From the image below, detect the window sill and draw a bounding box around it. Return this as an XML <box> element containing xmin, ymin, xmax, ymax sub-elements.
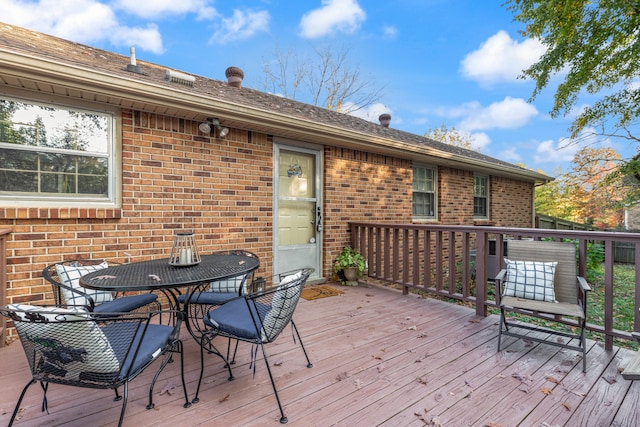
<box><xmin>0</xmin><ymin>207</ymin><xmax>122</xmax><ymax>220</ymax></box>
<box><xmin>473</xmin><ymin>219</ymin><xmax>495</xmax><ymax>226</ymax></box>
<box><xmin>413</xmin><ymin>218</ymin><xmax>439</xmax><ymax>224</ymax></box>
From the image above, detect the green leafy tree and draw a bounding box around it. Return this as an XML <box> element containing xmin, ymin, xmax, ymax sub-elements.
<box><xmin>535</xmin><ymin>176</ymin><xmax>577</xmax><ymax>219</ymax></box>
<box><xmin>506</xmin><ymin>1</ymin><xmax>640</xmax><ymax>136</ymax></box>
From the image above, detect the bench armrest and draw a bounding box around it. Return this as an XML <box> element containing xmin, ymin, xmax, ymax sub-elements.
<box><xmin>577</xmin><ymin>276</ymin><xmax>591</xmax><ymax>292</ymax></box>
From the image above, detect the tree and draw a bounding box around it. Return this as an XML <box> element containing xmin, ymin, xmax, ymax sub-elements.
<box><xmin>536</xmin><ymin>147</ymin><xmax>626</xmax><ymax>228</ymax></box>
<box><xmin>506</xmin><ymin>1</ymin><xmax>640</xmax><ymax>137</ymax></box>
<box><xmin>534</xmin><ymin>176</ymin><xmax>578</xmax><ymax>220</ymax></box>
<box><xmin>565</xmin><ymin>147</ymin><xmax>626</xmax><ymax>228</ymax></box>
<box><xmin>261</xmin><ymin>45</ymin><xmax>384</xmax><ymax>113</ymax></box>
<box><xmin>424</xmin><ymin>123</ymin><xmax>475</xmax><ymax>150</ymax></box>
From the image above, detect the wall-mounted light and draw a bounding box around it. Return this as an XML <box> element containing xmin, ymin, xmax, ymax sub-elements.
<box><xmin>199</xmin><ymin>118</ymin><xmax>229</xmax><ymax>138</ymax></box>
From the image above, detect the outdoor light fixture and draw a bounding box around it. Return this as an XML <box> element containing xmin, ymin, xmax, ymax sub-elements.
<box><xmin>199</xmin><ymin>118</ymin><xmax>229</xmax><ymax>138</ymax></box>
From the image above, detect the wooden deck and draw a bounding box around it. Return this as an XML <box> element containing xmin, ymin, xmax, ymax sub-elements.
<box><xmin>1</xmin><ymin>283</ymin><xmax>639</xmax><ymax>427</ymax></box>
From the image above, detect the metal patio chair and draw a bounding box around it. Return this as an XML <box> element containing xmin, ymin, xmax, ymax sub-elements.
<box><xmin>43</xmin><ymin>260</ymin><xmax>158</xmax><ymax>314</ymax></box>
<box><xmin>178</xmin><ymin>250</ymin><xmax>259</xmax><ymax>360</ymax></box>
<box><xmin>193</xmin><ymin>267</ymin><xmax>314</xmax><ymax>424</ymax></box>
<box><xmin>496</xmin><ymin>240</ymin><xmax>591</xmax><ymax>372</ymax></box>
<box><xmin>1</xmin><ymin>304</ymin><xmax>190</xmax><ymax>427</ymax></box>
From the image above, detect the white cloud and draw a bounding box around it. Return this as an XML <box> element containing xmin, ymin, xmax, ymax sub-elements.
<box><xmin>455</xmin><ymin>97</ymin><xmax>538</xmax><ymax>131</ymax></box>
<box><xmin>299</xmin><ymin>0</ymin><xmax>366</xmax><ymax>39</ymax></box>
<box><xmin>383</xmin><ymin>25</ymin><xmax>397</xmax><ymax>39</ymax></box>
<box><xmin>460</xmin><ymin>30</ymin><xmax>545</xmax><ymax>85</ymax></box>
<box><xmin>210</xmin><ymin>9</ymin><xmax>270</xmax><ymax>44</ymax></box>
<box><xmin>3</xmin><ymin>0</ymin><xmax>164</xmax><ymax>53</ymax></box>
<box><xmin>114</xmin><ymin>0</ymin><xmax>217</xmax><ymax>20</ymax></box>
<box><xmin>534</xmin><ymin>139</ymin><xmax>579</xmax><ymax>163</ymax></box>
<box><xmin>110</xmin><ymin>24</ymin><xmax>164</xmax><ymax>54</ymax></box>
<box><xmin>498</xmin><ymin>147</ymin><xmax>521</xmax><ymax>162</ymax></box>
<box><xmin>346</xmin><ymin>102</ymin><xmax>392</xmax><ymax>123</ymax></box>
<box><xmin>468</xmin><ymin>132</ymin><xmax>491</xmax><ymax>151</ymax></box>
<box><xmin>533</xmin><ymin>128</ymin><xmax>601</xmax><ymax>163</ymax></box>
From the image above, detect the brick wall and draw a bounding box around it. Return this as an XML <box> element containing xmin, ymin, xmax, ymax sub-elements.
<box><xmin>0</xmin><ymin>109</ymin><xmax>537</xmax><ymax>322</ymax></box>
<box><xmin>0</xmin><ymin>110</ymin><xmax>275</xmax><ymax>310</ymax></box>
<box><xmin>490</xmin><ymin>176</ymin><xmax>534</xmax><ymax>228</ymax></box>
<box><xmin>323</xmin><ymin>147</ymin><xmax>413</xmax><ymax>275</ymax></box>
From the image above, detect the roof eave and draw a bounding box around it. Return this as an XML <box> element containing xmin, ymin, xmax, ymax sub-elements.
<box><xmin>0</xmin><ymin>48</ymin><xmax>552</xmax><ymax>184</ymax></box>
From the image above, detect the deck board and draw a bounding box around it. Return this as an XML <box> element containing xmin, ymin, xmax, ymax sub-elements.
<box><xmin>1</xmin><ymin>283</ymin><xmax>638</xmax><ymax>426</ymax></box>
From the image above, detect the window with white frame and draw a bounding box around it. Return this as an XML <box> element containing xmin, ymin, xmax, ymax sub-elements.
<box><xmin>0</xmin><ymin>96</ymin><xmax>115</xmax><ymax>203</ymax></box>
<box><xmin>412</xmin><ymin>165</ymin><xmax>436</xmax><ymax>219</ymax></box>
<box><xmin>474</xmin><ymin>175</ymin><xmax>488</xmax><ymax>218</ymax></box>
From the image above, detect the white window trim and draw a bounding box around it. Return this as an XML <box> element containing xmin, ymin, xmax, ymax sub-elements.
<box><xmin>0</xmin><ymin>93</ymin><xmax>121</xmax><ymax>208</ymax></box>
<box><xmin>473</xmin><ymin>174</ymin><xmax>489</xmax><ymax>219</ymax></box>
<box><xmin>412</xmin><ymin>164</ymin><xmax>437</xmax><ymax>221</ymax></box>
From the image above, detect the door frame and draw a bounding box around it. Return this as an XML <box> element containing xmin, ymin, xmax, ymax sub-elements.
<box><xmin>273</xmin><ymin>140</ymin><xmax>323</xmax><ymax>280</ymax></box>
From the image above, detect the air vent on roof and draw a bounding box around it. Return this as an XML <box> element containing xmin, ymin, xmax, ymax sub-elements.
<box><xmin>225</xmin><ymin>66</ymin><xmax>244</xmax><ymax>87</ymax></box>
<box><xmin>126</xmin><ymin>47</ymin><xmax>142</xmax><ymax>74</ymax></box>
<box><xmin>379</xmin><ymin>113</ymin><xmax>391</xmax><ymax>128</ymax></box>
<box><xmin>165</xmin><ymin>70</ymin><xmax>195</xmax><ymax>87</ymax></box>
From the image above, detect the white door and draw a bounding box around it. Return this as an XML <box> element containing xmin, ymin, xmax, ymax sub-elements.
<box><xmin>274</xmin><ymin>144</ymin><xmax>322</xmax><ymax>278</ymax></box>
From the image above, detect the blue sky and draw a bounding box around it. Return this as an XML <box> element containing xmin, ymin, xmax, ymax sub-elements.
<box><xmin>3</xmin><ymin>0</ymin><xmax>634</xmax><ymax>177</ymax></box>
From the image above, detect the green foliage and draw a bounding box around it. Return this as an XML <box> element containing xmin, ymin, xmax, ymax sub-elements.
<box><xmin>585</xmin><ymin>242</ymin><xmax>604</xmax><ymax>282</ymax></box>
<box><xmin>506</xmin><ymin>0</ymin><xmax>640</xmax><ymax>137</ymax></box>
<box><xmin>333</xmin><ymin>245</ymin><xmax>366</xmax><ymax>276</ymax></box>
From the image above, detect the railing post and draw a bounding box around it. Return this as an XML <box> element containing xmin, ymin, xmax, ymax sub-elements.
<box><xmin>0</xmin><ymin>228</ymin><xmax>11</xmax><ymax>347</ymax></box>
<box><xmin>475</xmin><ymin>229</ymin><xmax>488</xmax><ymax>317</ymax></box>
<box><xmin>636</xmin><ymin>242</ymin><xmax>640</xmax><ymax>333</ymax></box>
<box><xmin>347</xmin><ymin>221</ymin><xmax>640</xmax><ymax>346</ymax></box>
<box><xmin>604</xmin><ymin>240</ymin><xmax>615</xmax><ymax>351</ymax></box>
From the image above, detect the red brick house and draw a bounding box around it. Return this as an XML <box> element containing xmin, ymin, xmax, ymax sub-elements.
<box><xmin>0</xmin><ymin>23</ymin><xmax>550</xmax><ymax>308</ymax></box>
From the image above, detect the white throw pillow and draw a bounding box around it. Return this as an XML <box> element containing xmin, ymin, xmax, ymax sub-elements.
<box><xmin>7</xmin><ymin>304</ymin><xmax>120</xmax><ymax>381</ymax></box>
<box><xmin>55</xmin><ymin>262</ymin><xmax>113</xmax><ymax>307</ymax></box>
<box><xmin>209</xmin><ymin>275</ymin><xmax>247</xmax><ymax>293</ymax></box>
<box><xmin>502</xmin><ymin>259</ymin><xmax>558</xmax><ymax>302</ymax></box>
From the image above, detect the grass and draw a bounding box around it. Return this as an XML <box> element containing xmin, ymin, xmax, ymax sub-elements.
<box><xmin>587</xmin><ymin>263</ymin><xmax>638</xmax><ymax>350</ymax></box>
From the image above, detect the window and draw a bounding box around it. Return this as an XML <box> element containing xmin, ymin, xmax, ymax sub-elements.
<box><xmin>474</xmin><ymin>175</ymin><xmax>488</xmax><ymax>218</ymax></box>
<box><xmin>0</xmin><ymin>96</ymin><xmax>116</xmax><ymax>204</ymax></box>
<box><xmin>413</xmin><ymin>165</ymin><xmax>436</xmax><ymax>219</ymax></box>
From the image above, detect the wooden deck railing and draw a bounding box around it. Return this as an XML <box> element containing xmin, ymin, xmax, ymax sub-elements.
<box><xmin>0</xmin><ymin>228</ymin><xmax>11</xmax><ymax>348</ymax></box>
<box><xmin>349</xmin><ymin>222</ymin><xmax>640</xmax><ymax>351</ymax></box>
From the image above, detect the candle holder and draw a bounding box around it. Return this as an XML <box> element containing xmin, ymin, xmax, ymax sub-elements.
<box><xmin>169</xmin><ymin>232</ymin><xmax>201</xmax><ymax>267</ymax></box>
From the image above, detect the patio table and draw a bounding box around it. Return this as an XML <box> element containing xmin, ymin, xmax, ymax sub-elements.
<box><xmin>79</xmin><ymin>252</ymin><xmax>260</xmax><ymax>312</ymax></box>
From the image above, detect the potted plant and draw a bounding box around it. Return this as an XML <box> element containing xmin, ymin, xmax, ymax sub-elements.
<box><xmin>333</xmin><ymin>245</ymin><xmax>366</xmax><ymax>285</ymax></box>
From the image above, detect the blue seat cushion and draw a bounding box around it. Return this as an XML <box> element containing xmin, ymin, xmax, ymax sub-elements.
<box><xmin>204</xmin><ymin>298</ymin><xmax>270</xmax><ymax>340</ymax></box>
<box><xmin>99</xmin><ymin>322</ymin><xmax>175</xmax><ymax>381</ymax></box>
<box><xmin>93</xmin><ymin>293</ymin><xmax>157</xmax><ymax>313</ymax></box>
<box><xmin>177</xmin><ymin>291</ymin><xmax>238</xmax><ymax>306</ymax></box>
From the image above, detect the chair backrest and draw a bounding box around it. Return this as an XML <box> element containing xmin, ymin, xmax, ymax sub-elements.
<box><xmin>209</xmin><ymin>274</ymin><xmax>252</xmax><ymax>294</ymax></box>
<box><xmin>1</xmin><ymin>304</ymin><xmax>169</xmax><ymax>387</ymax></box>
<box><xmin>506</xmin><ymin>240</ymin><xmax>577</xmax><ymax>304</ymax></box>
<box><xmin>208</xmin><ymin>250</ymin><xmax>258</xmax><ymax>294</ymax></box>
<box><xmin>251</xmin><ymin>268</ymin><xmax>313</xmax><ymax>343</ymax></box>
<box><xmin>3</xmin><ymin>304</ymin><xmax>121</xmax><ymax>386</ymax></box>
<box><xmin>43</xmin><ymin>260</ymin><xmax>115</xmax><ymax>308</ymax></box>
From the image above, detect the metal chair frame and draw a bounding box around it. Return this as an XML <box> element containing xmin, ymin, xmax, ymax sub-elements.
<box><xmin>193</xmin><ymin>267</ymin><xmax>314</xmax><ymax>423</ymax></box>
<box><xmin>1</xmin><ymin>305</ymin><xmax>190</xmax><ymax>427</ymax></box>
<box><xmin>496</xmin><ymin>240</ymin><xmax>591</xmax><ymax>372</ymax></box>
<box><xmin>43</xmin><ymin>260</ymin><xmax>159</xmax><ymax>313</ymax></box>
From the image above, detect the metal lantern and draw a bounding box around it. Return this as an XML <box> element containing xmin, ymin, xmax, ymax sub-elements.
<box><xmin>169</xmin><ymin>232</ymin><xmax>201</xmax><ymax>266</ymax></box>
